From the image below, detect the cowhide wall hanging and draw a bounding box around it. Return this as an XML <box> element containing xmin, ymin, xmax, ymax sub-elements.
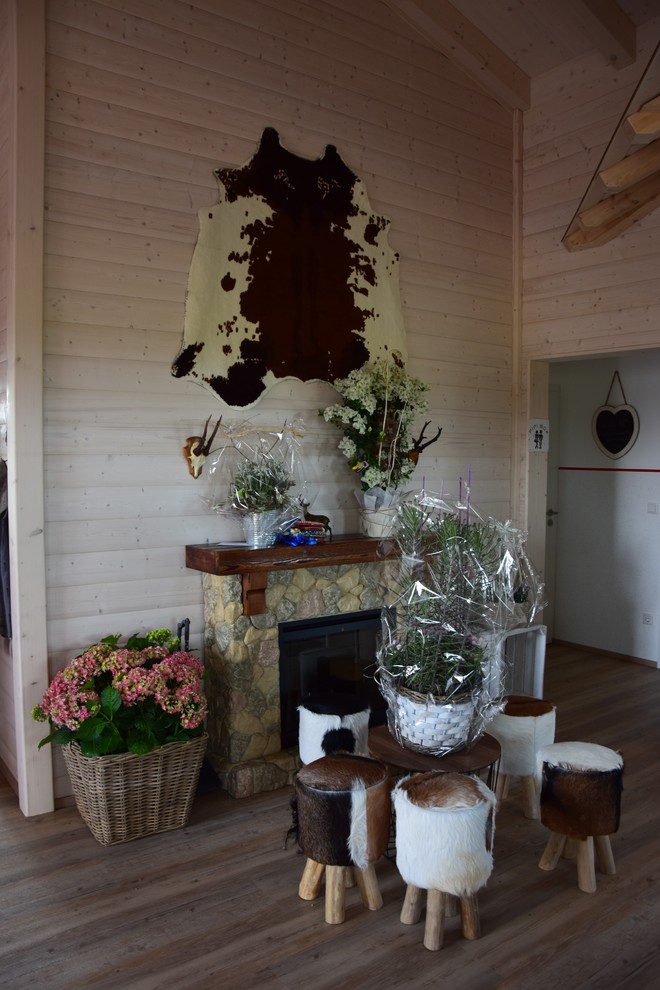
<box><xmin>172</xmin><ymin>128</ymin><xmax>407</xmax><ymax>408</ymax></box>
<box><xmin>591</xmin><ymin>370</ymin><xmax>640</xmax><ymax>459</ymax></box>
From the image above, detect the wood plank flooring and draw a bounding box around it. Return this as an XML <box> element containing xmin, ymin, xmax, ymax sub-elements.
<box><xmin>2</xmin><ymin>643</ymin><xmax>659</xmax><ymax>990</ymax></box>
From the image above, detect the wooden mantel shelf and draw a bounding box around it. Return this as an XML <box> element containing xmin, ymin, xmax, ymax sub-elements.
<box><xmin>185</xmin><ymin>535</ymin><xmax>395</xmax><ymax>615</ymax></box>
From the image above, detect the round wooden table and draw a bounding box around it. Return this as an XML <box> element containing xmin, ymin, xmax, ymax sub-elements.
<box><xmin>368</xmin><ymin>724</ymin><xmax>501</xmax><ymax>788</ymax></box>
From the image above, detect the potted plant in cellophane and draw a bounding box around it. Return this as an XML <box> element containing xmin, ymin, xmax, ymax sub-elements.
<box><xmin>376</xmin><ymin>488</ymin><xmax>544</xmax><ymax>755</ymax></box>
<box><xmin>207</xmin><ymin>419</ymin><xmax>304</xmax><ymax>548</ymax></box>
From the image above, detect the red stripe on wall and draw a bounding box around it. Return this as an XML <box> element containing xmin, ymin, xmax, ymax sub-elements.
<box><xmin>558</xmin><ymin>467</ymin><xmax>660</xmax><ymax>472</ymax></box>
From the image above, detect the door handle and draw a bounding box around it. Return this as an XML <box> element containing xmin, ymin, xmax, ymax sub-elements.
<box><xmin>546</xmin><ymin>509</ymin><xmax>558</xmax><ymax>517</ymax></box>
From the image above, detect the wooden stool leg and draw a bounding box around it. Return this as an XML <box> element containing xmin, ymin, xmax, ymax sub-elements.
<box><xmin>354</xmin><ymin>863</ymin><xmax>383</xmax><ymax>911</ymax></box>
<box><xmin>444</xmin><ymin>893</ymin><xmax>459</xmax><ymax>917</ymax></box>
<box><xmin>563</xmin><ymin>839</ymin><xmax>577</xmax><ymax>859</ymax></box>
<box><xmin>495</xmin><ymin>773</ymin><xmax>510</xmax><ymax>805</ymax></box>
<box><xmin>298</xmin><ymin>858</ymin><xmax>324</xmax><ymax>900</ymax></box>
<box><xmin>325</xmin><ymin>865</ymin><xmax>346</xmax><ymax>924</ymax></box>
<box><xmin>343</xmin><ymin>866</ymin><xmax>356</xmax><ymax>888</ymax></box>
<box><xmin>460</xmin><ymin>893</ymin><xmax>481</xmax><ymax>940</ymax></box>
<box><xmin>424</xmin><ymin>889</ymin><xmax>446</xmax><ymax>951</ymax></box>
<box><xmin>539</xmin><ymin>831</ymin><xmax>567</xmax><ymax>871</ymax></box>
<box><xmin>520</xmin><ymin>775</ymin><xmax>539</xmax><ymax>819</ymax></box>
<box><xmin>576</xmin><ymin>836</ymin><xmax>596</xmax><ymax>893</ymax></box>
<box><xmin>400</xmin><ymin>884</ymin><xmax>423</xmax><ymax>925</ymax></box>
<box><xmin>594</xmin><ymin>835</ymin><xmax>616</xmax><ymax>875</ymax></box>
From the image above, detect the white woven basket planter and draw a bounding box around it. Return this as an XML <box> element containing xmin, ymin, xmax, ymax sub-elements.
<box><xmin>393</xmin><ymin>688</ymin><xmax>476</xmax><ymax>755</ymax></box>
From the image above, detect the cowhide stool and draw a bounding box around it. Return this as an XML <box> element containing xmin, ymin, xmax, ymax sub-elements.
<box><xmin>393</xmin><ymin>771</ymin><xmax>497</xmax><ymax>951</ymax></box>
<box><xmin>537</xmin><ymin>741</ymin><xmax>624</xmax><ymax>893</ymax></box>
<box><xmin>298</xmin><ymin>693</ymin><xmax>370</xmax><ymax>765</ymax></box>
<box><xmin>293</xmin><ymin>753</ymin><xmax>391</xmax><ymax>924</ymax></box>
<box><xmin>488</xmin><ymin>694</ymin><xmax>556</xmax><ymax>818</ymax></box>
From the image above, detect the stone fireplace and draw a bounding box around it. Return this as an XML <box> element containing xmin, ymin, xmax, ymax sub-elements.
<box><xmin>186</xmin><ymin>538</ymin><xmax>398</xmax><ymax>798</ymax></box>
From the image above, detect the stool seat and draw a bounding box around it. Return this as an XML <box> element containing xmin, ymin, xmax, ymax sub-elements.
<box><xmin>537</xmin><ymin>741</ymin><xmax>624</xmax><ymax>893</ymax></box>
<box><xmin>393</xmin><ymin>771</ymin><xmax>496</xmax><ymax>950</ymax></box>
<box><xmin>292</xmin><ymin>753</ymin><xmax>391</xmax><ymax>924</ymax></box>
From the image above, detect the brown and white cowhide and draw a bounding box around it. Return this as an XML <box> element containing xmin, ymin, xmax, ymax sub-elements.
<box><xmin>297</xmin><ymin>705</ymin><xmax>370</xmax><ymax>765</ymax></box>
<box><xmin>538</xmin><ymin>741</ymin><xmax>624</xmax><ymax>838</ymax></box>
<box><xmin>293</xmin><ymin>754</ymin><xmax>391</xmax><ymax>870</ymax></box>
<box><xmin>172</xmin><ymin>127</ymin><xmax>406</xmax><ymax>407</ymax></box>
<box><xmin>393</xmin><ymin>771</ymin><xmax>497</xmax><ymax>897</ymax></box>
<box><xmin>488</xmin><ymin>697</ymin><xmax>556</xmax><ymax>777</ymax></box>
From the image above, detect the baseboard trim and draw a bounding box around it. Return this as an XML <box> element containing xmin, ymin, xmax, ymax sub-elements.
<box><xmin>551</xmin><ymin>640</ymin><xmax>657</xmax><ymax>668</ymax></box>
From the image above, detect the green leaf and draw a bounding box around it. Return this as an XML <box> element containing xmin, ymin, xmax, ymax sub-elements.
<box><xmin>127</xmin><ymin>727</ymin><xmax>158</xmax><ymax>754</ymax></box>
<box><xmin>76</xmin><ymin>717</ymin><xmax>105</xmax><ymax>740</ymax></box>
<box><xmin>38</xmin><ymin>726</ymin><xmax>75</xmax><ymax>749</ymax></box>
<box><xmin>78</xmin><ymin>723</ymin><xmax>124</xmax><ymax>756</ymax></box>
<box><xmin>100</xmin><ymin>685</ymin><xmax>122</xmax><ymax>716</ymax></box>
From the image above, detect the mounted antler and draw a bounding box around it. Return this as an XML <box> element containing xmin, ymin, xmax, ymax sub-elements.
<box><xmin>182</xmin><ymin>414</ymin><xmax>222</xmax><ymax>479</ymax></box>
<box><xmin>409</xmin><ymin>421</ymin><xmax>442</xmax><ymax>464</ymax></box>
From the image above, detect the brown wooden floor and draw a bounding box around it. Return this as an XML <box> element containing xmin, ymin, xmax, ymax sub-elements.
<box><xmin>2</xmin><ymin>643</ymin><xmax>659</xmax><ymax>989</ymax></box>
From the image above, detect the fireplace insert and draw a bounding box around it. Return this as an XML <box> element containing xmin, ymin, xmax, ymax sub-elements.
<box><xmin>278</xmin><ymin>609</ymin><xmax>387</xmax><ymax>750</ymax></box>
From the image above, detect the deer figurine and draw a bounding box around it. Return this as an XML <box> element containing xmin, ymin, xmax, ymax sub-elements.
<box><xmin>182</xmin><ymin>414</ymin><xmax>222</xmax><ymax>479</ymax></box>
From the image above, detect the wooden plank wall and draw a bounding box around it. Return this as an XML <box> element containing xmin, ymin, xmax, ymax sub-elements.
<box><xmin>522</xmin><ymin>24</ymin><xmax>660</xmax><ymax>362</ymax></box>
<box><xmin>517</xmin><ymin>21</ymin><xmax>660</xmax><ymax>555</ymax></box>
<box><xmin>41</xmin><ymin>0</ymin><xmax>513</xmax><ymax>718</ymax></box>
<box><xmin>0</xmin><ymin>0</ymin><xmax>14</xmax><ymax>784</ymax></box>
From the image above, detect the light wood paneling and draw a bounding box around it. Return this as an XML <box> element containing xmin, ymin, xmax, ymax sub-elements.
<box><xmin>38</xmin><ymin>0</ymin><xmax>514</xmax><ymax>799</ymax></box>
<box><xmin>0</xmin><ymin>0</ymin><xmax>13</xmax><ymax>789</ymax></box>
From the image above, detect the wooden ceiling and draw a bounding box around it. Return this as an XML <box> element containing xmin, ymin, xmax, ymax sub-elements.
<box><xmin>384</xmin><ymin>0</ymin><xmax>660</xmax><ymax>248</ymax></box>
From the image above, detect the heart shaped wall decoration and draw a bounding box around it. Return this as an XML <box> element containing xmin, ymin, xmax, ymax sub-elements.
<box><xmin>592</xmin><ymin>403</ymin><xmax>639</xmax><ymax>459</ymax></box>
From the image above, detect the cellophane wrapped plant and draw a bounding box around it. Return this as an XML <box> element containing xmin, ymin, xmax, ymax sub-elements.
<box><xmin>320</xmin><ymin>357</ymin><xmax>430</xmax><ymax>512</ymax></box>
<box><xmin>32</xmin><ymin>630</ymin><xmax>208</xmax><ymax>756</ymax></box>
<box><xmin>207</xmin><ymin>420</ymin><xmax>305</xmax><ymax>545</ymax></box>
<box><xmin>376</xmin><ymin>488</ymin><xmax>545</xmax><ymax>754</ymax></box>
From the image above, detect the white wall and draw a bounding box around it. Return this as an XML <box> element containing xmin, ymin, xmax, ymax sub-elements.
<box><xmin>550</xmin><ymin>352</ymin><xmax>660</xmax><ymax>663</ymax></box>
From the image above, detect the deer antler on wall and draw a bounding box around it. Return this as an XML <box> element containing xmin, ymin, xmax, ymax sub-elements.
<box><xmin>182</xmin><ymin>415</ymin><xmax>222</xmax><ymax>478</ymax></box>
<box><xmin>408</xmin><ymin>421</ymin><xmax>442</xmax><ymax>464</ymax></box>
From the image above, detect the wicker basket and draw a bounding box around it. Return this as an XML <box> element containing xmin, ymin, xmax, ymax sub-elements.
<box><xmin>392</xmin><ymin>688</ymin><xmax>476</xmax><ymax>755</ymax></box>
<box><xmin>62</xmin><ymin>733</ymin><xmax>208</xmax><ymax>846</ymax></box>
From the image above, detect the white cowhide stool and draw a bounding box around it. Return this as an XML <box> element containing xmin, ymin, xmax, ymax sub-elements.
<box><xmin>537</xmin><ymin>741</ymin><xmax>624</xmax><ymax>893</ymax></box>
<box><xmin>293</xmin><ymin>753</ymin><xmax>391</xmax><ymax>924</ymax></box>
<box><xmin>297</xmin><ymin>693</ymin><xmax>370</xmax><ymax>765</ymax></box>
<box><xmin>488</xmin><ymin>694</ymin><xmax>556</xmax><ymax>818</ymax></box>
<box><xmin>393</xmin><ymin>771</ymin><xmax>497</xmax><ymax>951</ymax></box>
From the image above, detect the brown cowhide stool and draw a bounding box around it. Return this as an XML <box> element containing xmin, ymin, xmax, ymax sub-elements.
<box><xmin>293</xmin><ymin>753</ymin><xmax>391</xmax><ymax>924</ymax></box>
<box><xmin>537</xmin><ymin>741</ymin><xmax>624</xmax><ymax>893</ymax></box>
<box><xmin>488</xmin><ymin>694</ymin><xmax>556</xmax><ymax>818</ymax></box>
<box><xmin>393</xmin><ymin>771</ymin><xmax>497</xmax><ymax>951</ymax></box>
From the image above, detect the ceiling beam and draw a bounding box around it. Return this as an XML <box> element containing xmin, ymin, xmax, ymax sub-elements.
<box><xmin>566</xmin><ymin>0</ymin><xmax>637</xmax><ymax>67</ymax></box>
<box><xmin>382</xmin><ymin>0</ymin><xmax>530</xmax><ymax>111</ymax></box>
